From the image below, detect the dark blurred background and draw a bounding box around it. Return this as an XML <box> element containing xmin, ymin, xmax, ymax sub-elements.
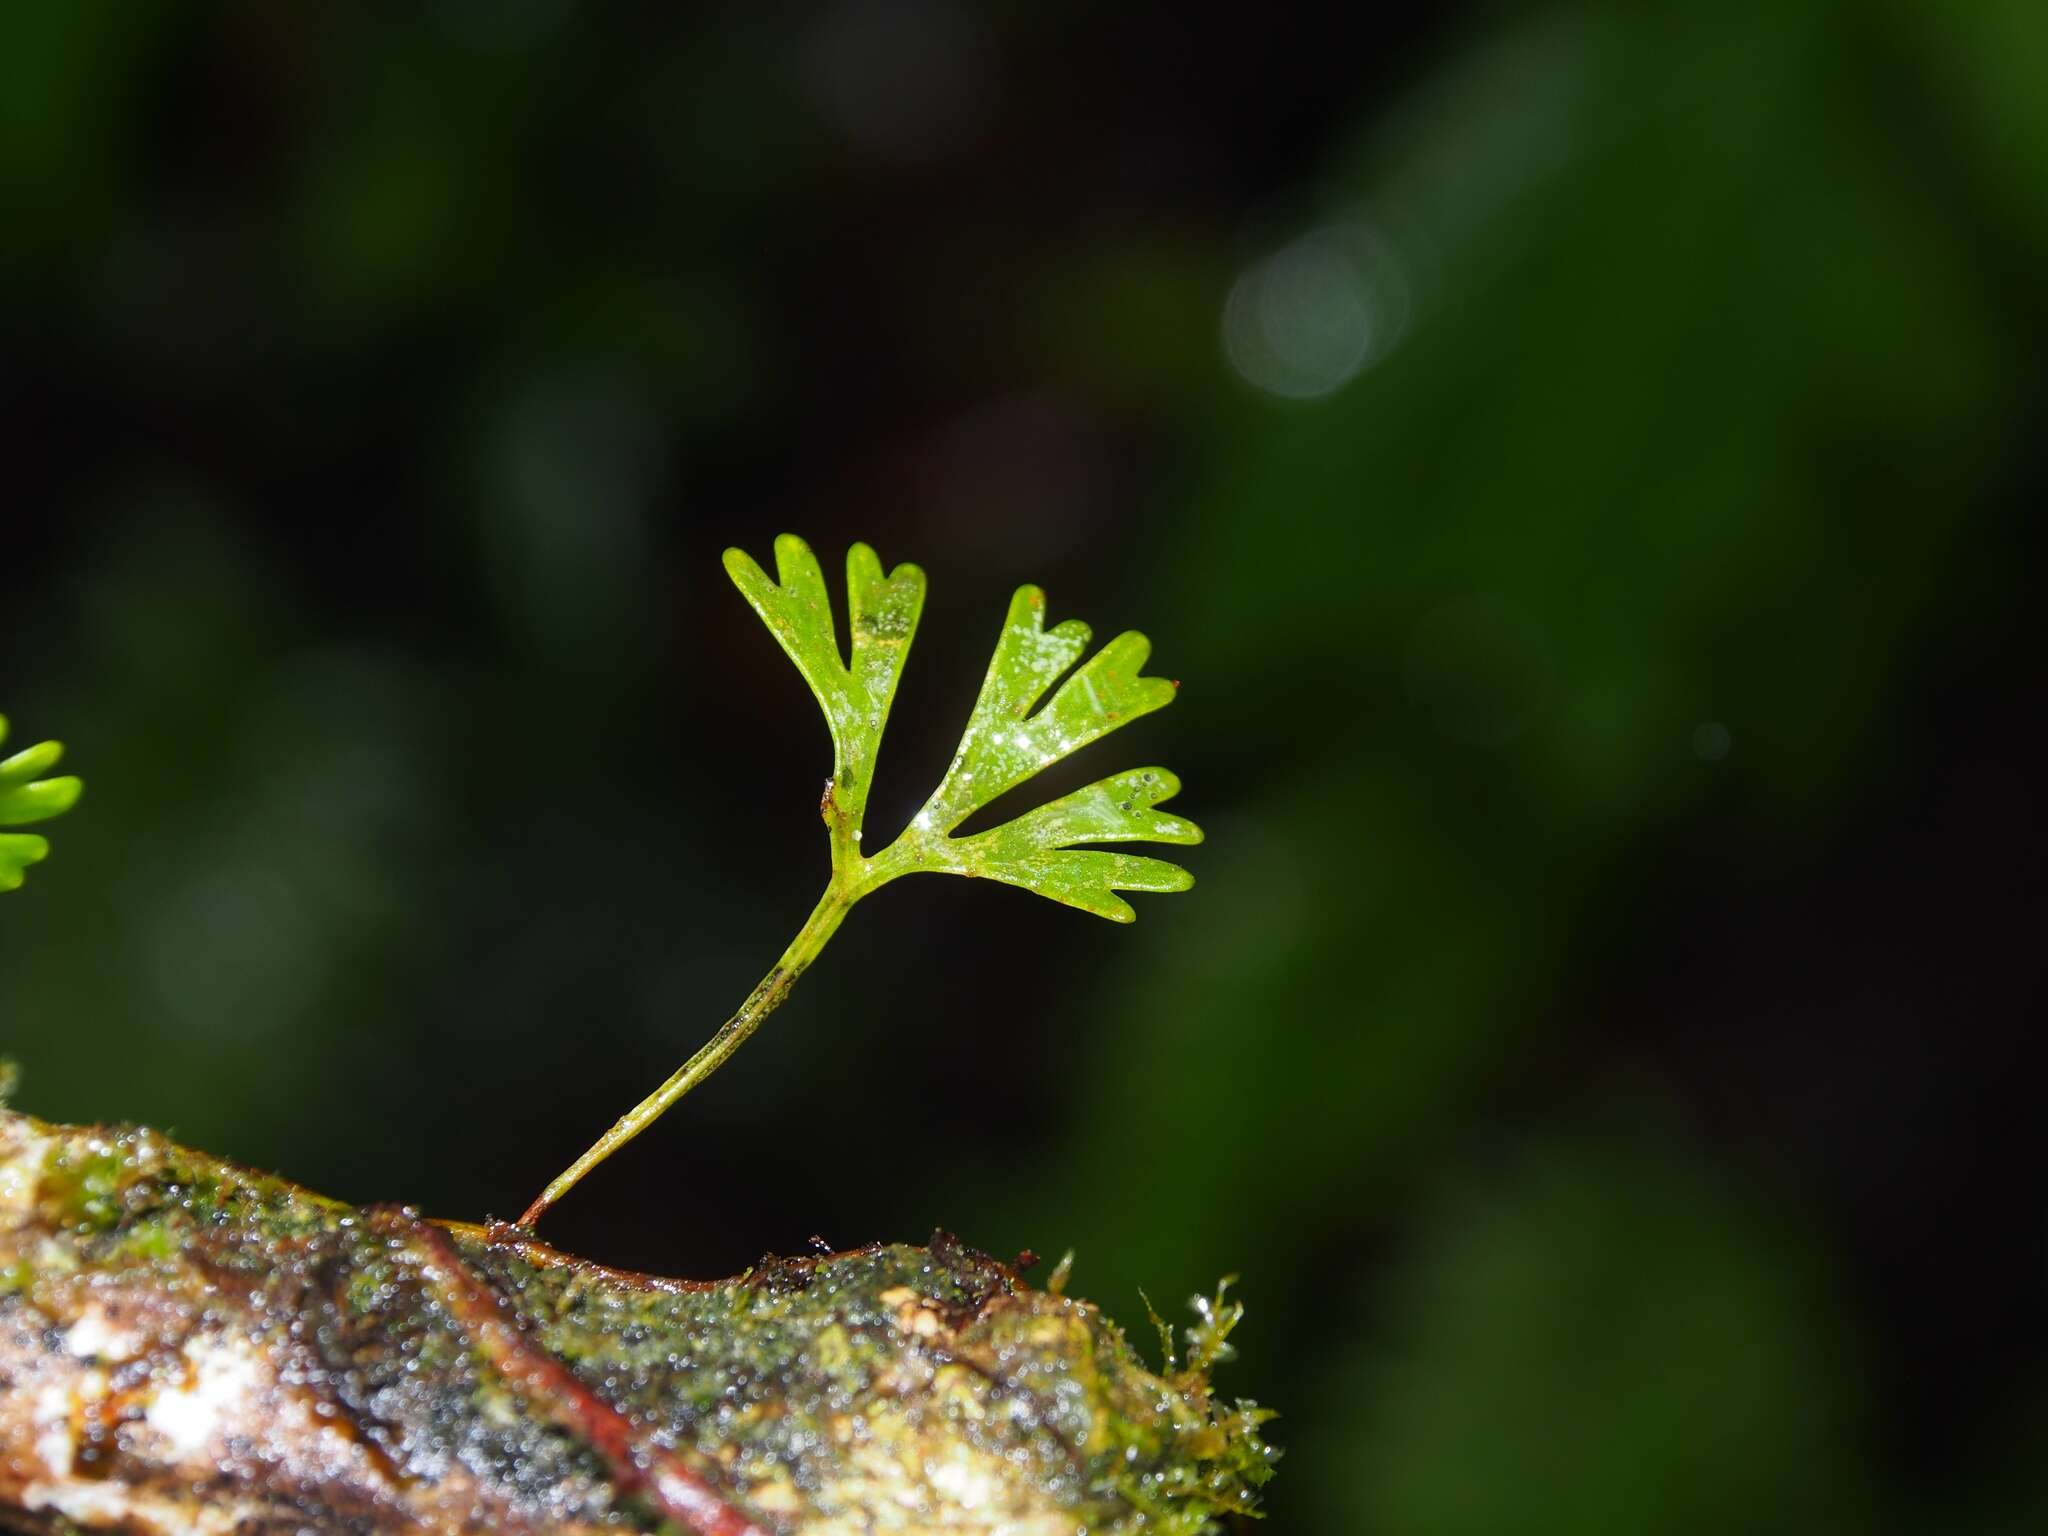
<box><xmin>4</xmin><ymin>1</ymin><xmax>2045</xmax><ymax>1528</ymax></box>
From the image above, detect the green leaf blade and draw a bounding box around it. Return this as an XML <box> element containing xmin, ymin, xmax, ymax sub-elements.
<box><xmin>724</xmin><ymin>536</ymin><xmax>926</xmax><ymax>833</ymax></box>
<box><xmin>723</xmin><ymin>537</ymin><xmax>849</xmax><ymax>748</ymax></box>
<box><xmin>1028</xmin><ymin>629</ymin><xmax>1179</xmax><ymax>770</ymax></box>
<box><xmin>0</xmin><ymin>775</ymin><xmax>82</xmax><ymax>826</ymax></box>
<box><xmin>867</xmin><ymin>575</ymin><xmax>1198</xmax><ymax>923</ymax></box>
<box><xmin>0</xmin><ymin>738</ymin><xmax>66</xmax><ymax>789</ymax></box>
<box><xmin>974</xmin><ymin>849</ymin><xmax>1197</xmax><ymax>924</ymax></box>
<box><xmin>925</xmin><ymin>769</ymin><xmax>1200</xmax><ymax>923</ymax></box>
<box><xmin>915</xmin><ymin>587</ymin><xmax>1090</xmax><ymax>833</ymax></box>
<box><xmin>0</xmin><ymin>834</ymin><xmax>50</xmax><ymax>893</ymax></box>
<box><xmin>971</xmin><ymin>767</ymin><xmax>1203</xmax><ymax>853</ymax></box>
<box><xmin>0</xmin><ymin>717</ymin><xmax>82</xmax><ymax>891</ymax></box>
<box><xmin>843</xmin><ymin>543</ymin><xmax>927</xmax><ymax>792</ymax></box>
<box><xmin>917</xmin><ymin>585</ymin><xmax>1184</xmax><ymax>839</ymax></box>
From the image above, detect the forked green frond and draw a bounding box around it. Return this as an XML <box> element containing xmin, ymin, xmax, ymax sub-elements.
<box><xmin>722</xmin><ymin>535</ymin><xmax>926</xmax><ymax>851</ymax></box>
<box><xmin>524</xmin><ymin>536</ymin><xmax>1200</xmax><ymax>1224</ymax></box>
<box><xmin>721</xmin><ymin>536</ymin><xmax>1200</xmax><ymax>918</ymax></box>
<box><xmin>865</xmin><ymin>584</ymin><xmax>1199</xmax><ymax>920</ymax></box>
<box><xmin>880</xmin><ymin>765</ymin><xmax>1199</xmax><ymax>922</ymax></box>
<box><xmin>0</xmin><ymin>715</ymin><xmax>84</xmax><ymax>894</ymax></box>
<box><xmin>915</xmin><ymin>585</ymin><xmax>1180</xmax><ymax>834</ymax></box>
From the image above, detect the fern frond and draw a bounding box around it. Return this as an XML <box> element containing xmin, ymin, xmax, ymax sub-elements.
<box><xmin>527</xmin><ymin>537</ymin><xmax>1201</xmax><ymax>1221</ymax></box>
<box><xmin>0</xmin><ymin>715</ymin><xmax>83</xmax><ymax>894</ymax></box>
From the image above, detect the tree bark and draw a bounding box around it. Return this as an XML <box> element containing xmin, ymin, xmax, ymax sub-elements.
<box><xmin>0</xmin><ymin>1108</ymin><xmax>1271</xmax><ymax>1534</ymax></box>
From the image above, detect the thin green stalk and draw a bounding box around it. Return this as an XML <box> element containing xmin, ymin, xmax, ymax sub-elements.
<box><xmin>519</xmin><ymin>868</ymin><xmax>856</xmax><ymax>1228</ymax></box>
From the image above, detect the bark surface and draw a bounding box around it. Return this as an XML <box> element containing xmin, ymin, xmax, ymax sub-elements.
<box><xmin>0</xmin><ymin>1108</ymin><xmax>1271</xmax><ymax>1534</ymax></box>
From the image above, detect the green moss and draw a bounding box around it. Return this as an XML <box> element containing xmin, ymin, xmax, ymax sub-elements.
<box><xmin>460</xmin><ymin>1234</ymin><xmax>1271</xmax><ymax>1532</ymax></box>
<box><xmin>110</xmin><ymin>1218</ymin><xmax>179</xmax><ymax>1264</ymax></box>
<box><xmin>43</xmin><ymin>1143</ymin><xmax>127</xmax><ymax>1232</ymax></box>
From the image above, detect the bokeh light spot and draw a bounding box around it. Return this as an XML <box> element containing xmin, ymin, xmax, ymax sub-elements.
<box><xmin>1222</xmin><ymin>221</ymin><xmax>1412</xmax><ymax>400</ymax></box>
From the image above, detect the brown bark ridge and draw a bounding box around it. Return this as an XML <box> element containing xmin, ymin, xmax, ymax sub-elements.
<box><xmin>0</xmin><ymin>1107</ymin><xmax>1273</xmax><ymax>1534</ymax></box>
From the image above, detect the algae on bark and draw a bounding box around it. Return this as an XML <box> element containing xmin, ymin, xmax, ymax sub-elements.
<box><xmin>0</xmin><ymin>1108</ymin><xmax>1273</xmax><ymax>1533</ymax></box>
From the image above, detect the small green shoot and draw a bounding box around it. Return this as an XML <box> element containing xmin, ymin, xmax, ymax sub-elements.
<box><xmin>0</xmin><ymin>715</ymin><xmax>83</xmax><ymax>894</ymax></box>
<box><xmin>1046</xmin><ymin>1249</ymin><xmax>1076</xmax><ymax>1296</ymax></box>
<box><xmin>1142</xmin><ymin>1289</ymin><xmax>1179</xmax><ymax>1376</ymax></box>
<box><xmin>524</xmin><ymin>535</ymin><xmax>1201</xmax><ymax>1224</ymax></box>
<box><xmin>1184</xmin><ymin>1274</ymin><xmax>1245</xmax><ymax>1377</ymax></box>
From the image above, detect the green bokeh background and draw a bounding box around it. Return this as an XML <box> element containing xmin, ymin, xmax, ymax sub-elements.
<box><xmin>4</xmin><ymin>3</ymin><xmax>2044</xmax><ymax>1529</ymax></box>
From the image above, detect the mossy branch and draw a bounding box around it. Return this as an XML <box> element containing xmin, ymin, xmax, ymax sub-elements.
<box><xmin>0</xmin><ymin>1107</ymin><xmax>1274</xmax><ymax>1535</ymax></box>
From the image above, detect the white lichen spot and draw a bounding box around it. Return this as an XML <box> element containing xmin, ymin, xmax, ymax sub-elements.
<box><xmin>32</xmin><ymin>1383</ymin><xmax>73</xmax><ymax>1478</ymax></box>
<box><xmin>924</xmin><ymin>1444</ymin><xmax>1007</xmax><ymax>1512</ymax></box>
<box><xmin>145</xmin><ymin>1336</ymin><xmax>264</xmax><ymax>1458</ymax></box>
<box><xmin>987</xmin><ymin>1518</ymin><xmax>1075</xmax><ymax>1536</ymax></box>
<box><xmin>23</xmin><ymin>1480</ymin><xmax>265</xmax><ymax>1535</ymax></box>
<box><xmin>64</xmin><ymin>1303</ymin><xmax>144</xmax><ymax>1363</ymax></box>
<box><xmin>22</xmin><ymin>1480</ymin><xmax>137</xmax><ymax>1527</ymax></box>
<box><xmin>33</xmin><ymin>1235</ymin><xmax>78</xmax><ymax>1277</ymax></box>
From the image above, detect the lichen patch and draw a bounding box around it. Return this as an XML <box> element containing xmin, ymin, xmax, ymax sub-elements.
<box><xmin>142</xmin><ymin>1335</ymin><xmax>264</xmax><ymax>1459</ymax></box>
<box><xmin>63</xmin><ymin>1302</ymin><xmax>144</xmax><ymax>1364</ymax></box>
